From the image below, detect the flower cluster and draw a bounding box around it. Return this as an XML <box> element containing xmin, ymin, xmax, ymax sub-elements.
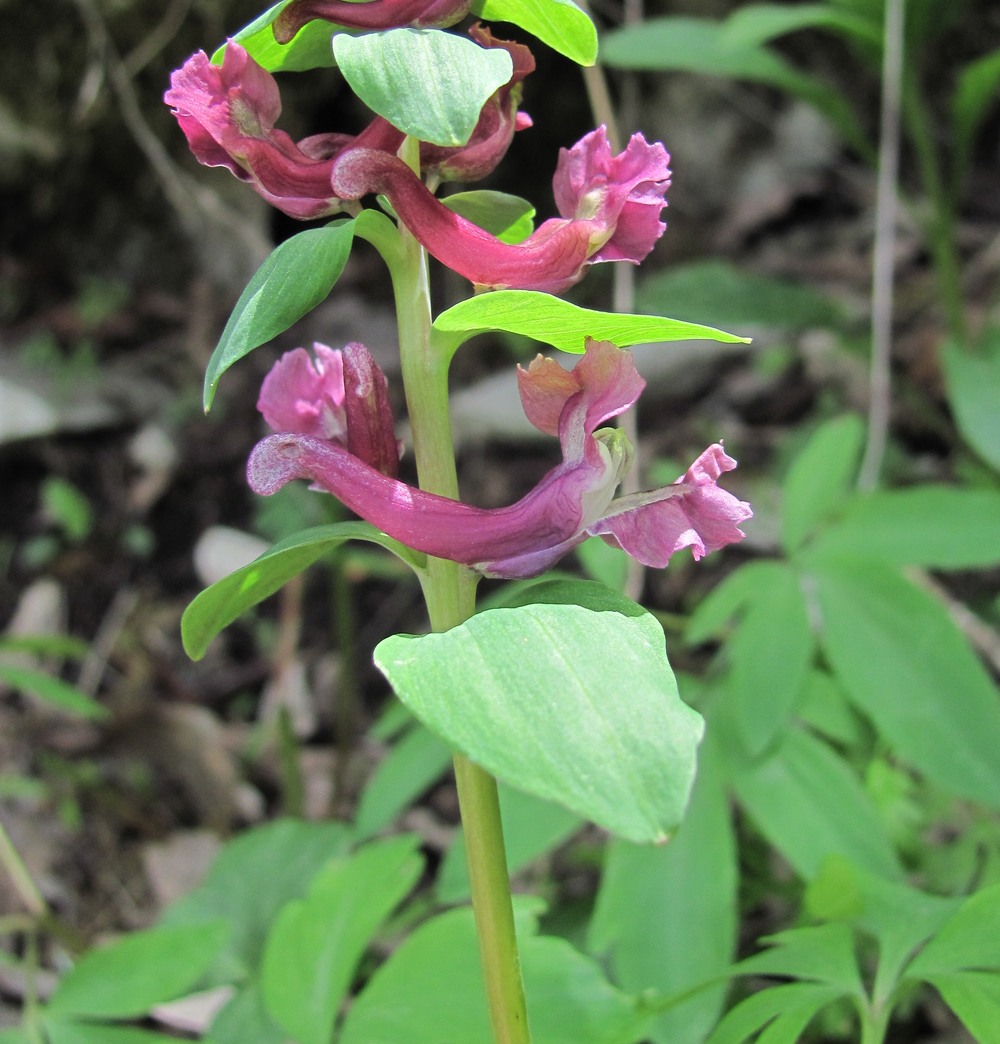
<box><xmin>249</xmin><ymin>340</ymin><xmax>751</xmax><ymax>578</ymax></box>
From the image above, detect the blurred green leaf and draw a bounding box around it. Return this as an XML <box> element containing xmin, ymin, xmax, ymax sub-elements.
<box><xmin>0</xmin><ymin>665</ymin><xmax>106</xmax><ymax>721</ymax></box>
<box><xmin>906</xmin><ymin>884</ymin><xmax>1000</xmax><ymax>978</ymax></box>
<box><xmin>781</xmin><ymin>415</ymin><xmax>865</xmax><ymax>554</ymax></box>
<box><xmin>952</xmin><ymin>48</ymin><xmax>1000</xmax><ymax>192</ymax></box>
<box><xmin>814</xmin><ymin>557</ymin><xmax>1000</xmax><ymax>807</ymax></box>
<box><xmin>41</xmin><ymin>478</ymin><xmax>92</xmax><ymax>541</ymax></box>
<box><xmin>637</xmin><ymin>261</ymin><xmax>842</xmax><ymax>332</ymax></box>
<box><xmin>437</xmin><ymin>784</ymin><xmax>583</xmax><ymax>903</ymax></box>
<box><xmin>472</xmin><ymin>0</ymin><xmax>598</xmax><ymax>65</ymax></box>
<box><xmin>723</xmin><ymin>2</ymin><xmax>882</xmax><ymax>48</ymax></box>
<box><xmin>376</xmin><ymin>581</ymin><xmax>704</xmax><ymax>843</ymax></box>
<box><xmin>341</xmin><ymin>901</ymin><xmax>650</xmax><ymax>1043</ymax></box>
<box><xmin>590</xmin><ymin>736</ymin><xmax>737</xmax><ymax>1044</ymax></box>
<box><xmin>334</xmin><ymin>29</ymin><xmax>511</xmax><ymax>147</ymax></box>
<box><xmin>600</xmin><ymin>17</ymin><xmax>870</xmax><ymax>157</ymax></box>
<box><xmin>182</xmin><ymin>523</ymin><xmax>424</xmax><ymax>661</ymax></box>
<box><xmin>43</xmin><ymin>1024</ymin><xmax>182</xmax><ymax>1044</ymax></box>
<box><xmin>922</xmin><ymin>970</ymin><xmax>1000</xmax><ymax>1044</ymax></box>
<box><xmin>733</xmin><ymin>728</ymin><xmax>901</xmax><ymax>879</ymax></box>
<box><xmin>811</xmin><ymin>486</ymin><xmax>1000</xmax><ymax>567</ymax></box>
<box><xmin>161</xmin><ymin>819</ymin><xmax>352</xmax><ymax>979</ymax></box>
<box><xmin>733</xmin><ymin>923</ymin><xmax>863</xmax><ymax>996</ymax></box>
<box><xmin>942</xmin><ymin>332</ymin><xmax>1000</xmax><ymax>471</ymax></box>
<box><xmin>261</xmin><ymin>837</ymin><xmax>423</xmax><ymax>1044</ymax></box>
<box><xmin>704</xmin><ymin>981</ymin><xmax>844</xmax><ymax>1044</ymax></box>
<box><xmin>47</xmin><ymin>922</ymin><xmax>228</xmax><ymax>1019</ymax></box>
<box><xmin>204</xmin><ymin>222</ymin><xmax>356</xmax><ymax>411</ymax></box>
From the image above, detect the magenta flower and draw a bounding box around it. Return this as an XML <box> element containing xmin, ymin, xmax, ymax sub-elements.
<box><xmin>273</xmin><ymin>0</ymin><xmax>473</xmax><ymax>44</ymax></box>
<box><xmin>164</xmin><ymin>42</ymin><xmax>401</xmax><ymax>219</ymax></box>
<box><xmin>258</xmin><ymin>342</ymin><xmax>400</xmax><ymax>478</ymax></box>
<box><xmin>248</xmin><ymin>340</ymin><xmax>750</xmax><ymax>577</ymax></box>
<box><xmin>331</xmin><ymin>126</ymin><xmax>670</xmax><ymax>292</ymax></box>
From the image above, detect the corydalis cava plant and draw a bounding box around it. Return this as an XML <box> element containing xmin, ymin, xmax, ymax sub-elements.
<box><xmin>249</xmin><ymin>339</ymin><xmax>751</xmax><ymax>578</ymax></box>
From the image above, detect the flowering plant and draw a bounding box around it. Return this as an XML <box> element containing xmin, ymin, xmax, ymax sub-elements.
<box><xmin>170</xmin><ymin>2</ymin><xmax>750</xmax><ymax>1039</ymax></box>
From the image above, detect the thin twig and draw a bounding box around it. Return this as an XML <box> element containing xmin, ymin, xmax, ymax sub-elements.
<box><xmin>858</xmin><ymin>0</ymin><xmax>905</xmax><ymax>491</ymax></box>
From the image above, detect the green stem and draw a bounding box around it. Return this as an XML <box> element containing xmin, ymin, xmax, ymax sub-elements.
<box><xmin>384</xmin><ymin>138</ymin><xmax>530</xmax><ymax>1044</ymax></box>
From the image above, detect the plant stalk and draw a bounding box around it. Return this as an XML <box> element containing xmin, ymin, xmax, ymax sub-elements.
<box><xmin>386</xmin><ymin>137</ymin><xmax>530</xmax><ymax>1044</ymax></box>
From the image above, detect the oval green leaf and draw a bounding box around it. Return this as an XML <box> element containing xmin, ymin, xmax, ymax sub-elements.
<box><xmin>375</xmin><ymin>583</ymin><xmax>704</xmax><ymax>843</ymax></box>
<box><xmin>182</xmin><ymin>523</ymin><xmax>425</xmax><ymax>660</ymax></box>
<box><xmin>433</xmin><ymin>289</ymin><xmax>749</xmax><ymax>356</ymax></box>
<box><xmin>333</xmin><ymin>29</ymin><xmax>512</xmax><ymax>147</ymax></box>
<box><xmin>204</xmin><ymin>221</ymin><xmax>356</xmax><ymax>411</ymax></box>
<box><xmin>471</xmin><ymin>0</ymin><xmax>598</xmax><ymax>66</ymax></box>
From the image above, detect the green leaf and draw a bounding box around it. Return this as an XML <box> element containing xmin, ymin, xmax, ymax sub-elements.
<box><xmin>727</xmin><ymin>562</ymin><xmax>814</xmax><ymax>754</ymax></box>
<box><xmin>589</xmin><ymin>735</ymin><xmax>737</xmax><ymax>1044</ymax></box>
<box><xmin>732</xmin><ymin>728</ymin><xmax>901</xmax><ymax>879</ymax></box>
<box><xmin>375</xmin><ymin>581</ymin><xmax>704</xmax><ymax>843</ymax></box>
<box><xmin>813</xmin><ymin>557</ymin><xmax>1000</xmax><ymax>807</ymax></box>
<box><xmin>705</xmin><ymin>981</ymin><xmax>844</xmax><ymax>1044</ymax></box>
<box><xmin>46</xmin><ymin>922</ymin><xmax>228</xmax><ymax>1018</ymax></box>
<box><xmin>942</xmin><ymin>332</ymin><xmax>1000</xmax><ymax>471</ymax></box>
<box><xmin>733</xmin><ymin>923</ymin><xmax>864</xmax><ymax>996</ymax></box>
<box><xmin>923</xmin><ymin>970</ymin><xmax>1000</xmax><ymax>1044</ymax></box>
<box><xmin>637</xmin><ymin>261</ymin><xmax>841</xmax><ymax>332</ymax></box>
<box><xmin>0</xmin><ymin>665</ymin><xmax>107</xmax><ymax>720</ymax></box>
<box><xmin>781</xmin><ymin>415</ymin><xmax>864</xmax><ymax>553</ymax></box>
<box><xmin>812</xmin><ymin>486</ymin><xmax>1000</xmax><ymax>568</ymax></box>
<box><xmin>354</xmin><ymin>722</ymin><xmax>453</xmax><ymax>838</ymax></box>
<box><xmin>906</xmin><ymin>884</ymin><xmax>1000</xmax><ymax>978</ymax></box>
<box><xmin>182</xmin><ymin>523</ymin><xmax>424</xmax><ymax>660</ymax></box>
<box><xmin>212</xmin><ymin>3</ymin><xmax>343</xmax><ymax>73</ymax></box>
<box><xmin>160</xmin><ymin>819</ymin><xmax>352</xmax><ymax>979</ymax></box>
<box><xmin>442</xmin><ymin>190</ymin><xmax>535</xmax><ymax>243</ymax></box>
<box><xmin>208</xmin><ymin>982</ymin><xmax>289</xmax><ymax>1044</ymax></box>
<box><xmin>333</xmin><ymin>29</ymin><xmax>512</xmax><ymax>147</ymax></box>
<box><xmin>341</xmin><ymin>901</ymin><xmax>650</xmax><ymax>1043</ymax></box>
<box><xmin>0</xmin><ymin>634</ymin><xmax>89</xmax><ymax>658</ymax></box>
<box><xmin>685</xmin><ymin>559</ymin><xmax>775</xmax><ymax>644</ymax></box>
<box><xmin>722</xmin><ymin>2</ymin><xmax>883</xmax><ymax>48</ymax></box>
<box><xmin>203</xmin><ymin>222</ymin><xmax>356</xmax><ymax>411</ymax></box>
<box><xmin>471</xmin><ymin>0</ymin><xmax>598</xmax><ymax>65</ymax></box>
<box><xmin>600</xmin><ymin>18</ymin><xmax>870</xmax><ymax>157</ymax></box>
<box><xmin>433</xmin><ymin>289</ymin><xmax>749</xmax><ymax>356</ymax></box>
<box><xmin>261</xmin><ymin>836</ymin><xmax>423</xmax><ymax>1044</ymax></box>
<box><xmin>952</xmin><ymin>48</ymin><xmax>1000</xmax><ymax>193</ymax></box>
<box><xmin>437</xmin><ymin>784</ymin><xmax>583</xmax><ymax>903</ymax></box>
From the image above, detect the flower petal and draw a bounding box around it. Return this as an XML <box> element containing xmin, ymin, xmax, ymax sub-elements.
<box><xmin>257</xmin><ymin>344</ymin><xmax>347</xmax><ymax>441</ymax></box>
<box><xmin>342</xmin><ymin>342</ymin><xmax>400</xmax><ymax>478</ymax></box>
<box><xmin>273</xmin><ymin>0</ymin><xmax>472</xmax><ymax>44</ymax></box>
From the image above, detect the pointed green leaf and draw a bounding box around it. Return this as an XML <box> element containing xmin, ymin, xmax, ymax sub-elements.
<box><xmin>261</xmin><ymin>837</ymin><xmax>423</xmax><ymax>1044</ymax></box>
<box><xmin>375</xmin><ymin>582</ymin><xmax>704</xmax><ymax>843</ymax></box>
<box><xmin>204</xmin><ymin>221</ymin><xmax>355</xmax><ymax>410</ymax></box>
<box><xmin>341</xmin><ymin>901</ymin><xmax>650</xmax><ymax>1043</ymax></box>
<box><xmin>722</xmin><ymin>3</ymin><xmax>882</xmax><ymax>48</ymax></box>
<box><xmin>472</xmin><ymin>0</ymin><xmax>598</xmax><ymax>65</ymax></box>
<box><xmin>813</xmin><ymin>557</ymin><xmax>1000</xmax><ymax>807</ymax></box>
<box><xmin>333</xmin><ymin>29</ymin><xmax>512</xmax><ymax>147</ymax></box>
<box><xmin>705</xmin><ymin>981</ymin><xmax>844</xmax><ymax>1044</ymax></box>
<box><xmin>46</xmin><ymin>922</ymin><xmax>229</xmax><ymax>1019</ymax></box>
<box><xmin>953</xmin><ymin>48</ymin><xmax>1000</xmax><ymax>192</ymax></box>
<box><xmin>43</xmin><ymin>1024</ymin><xmax>182</xmax><ymax>1044</ymax></box>
<box><xmin>733</xmin><ymin>923</ymin><xmax>864</xmax><ymax>996</ymax></box>
<box><xmin>942</xmin><ymin>332</ymin><xmax>1000</xmax><ymax>471</ymax></box>
<box><xmin>812</xmin><ymin>486</ymin><xmax>1000</xmax><ymax>568</ymax></box>
<box><xmin>182</xmin><ymin>523</ymin><xmax>424</xmax><ymax>660</ymax></box>
<box><xmin>906</xmin><ymin>884</ymin><xmax>1000</xmax><ymax>978</ymax></box>
<box><xmin>781</xmin><ymin>415</ymin><xmax>864</xmax><ymax>553</ymax></box>
<box><xmin>433</xmin><ymin>289</ymin><xmax>749</xmax><ymax>356</ymax></box>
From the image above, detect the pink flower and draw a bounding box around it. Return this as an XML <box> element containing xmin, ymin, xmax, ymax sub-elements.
<box><xmin>248</xmin><ymin>340</ymin><xmax>750</xmax><ymax>577</ymax></box>
<box><xmin>164</xmin><ymin>43</ymin><xmax>400</xmax><ymax>219</ymax></box>
<box><xmin>330</xmin><ymin>127</ymin><xmax>670</xmax><ymax>291</ymax></box>
<box><xmin>258</xmin><ymin>342</ymin><xmax>400</xmax><ymax>478</ymax></box>
<box><xmin>273</xmin><ymin>0</ymin><xmax>473</xmax><ymax>44</ymax></box>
